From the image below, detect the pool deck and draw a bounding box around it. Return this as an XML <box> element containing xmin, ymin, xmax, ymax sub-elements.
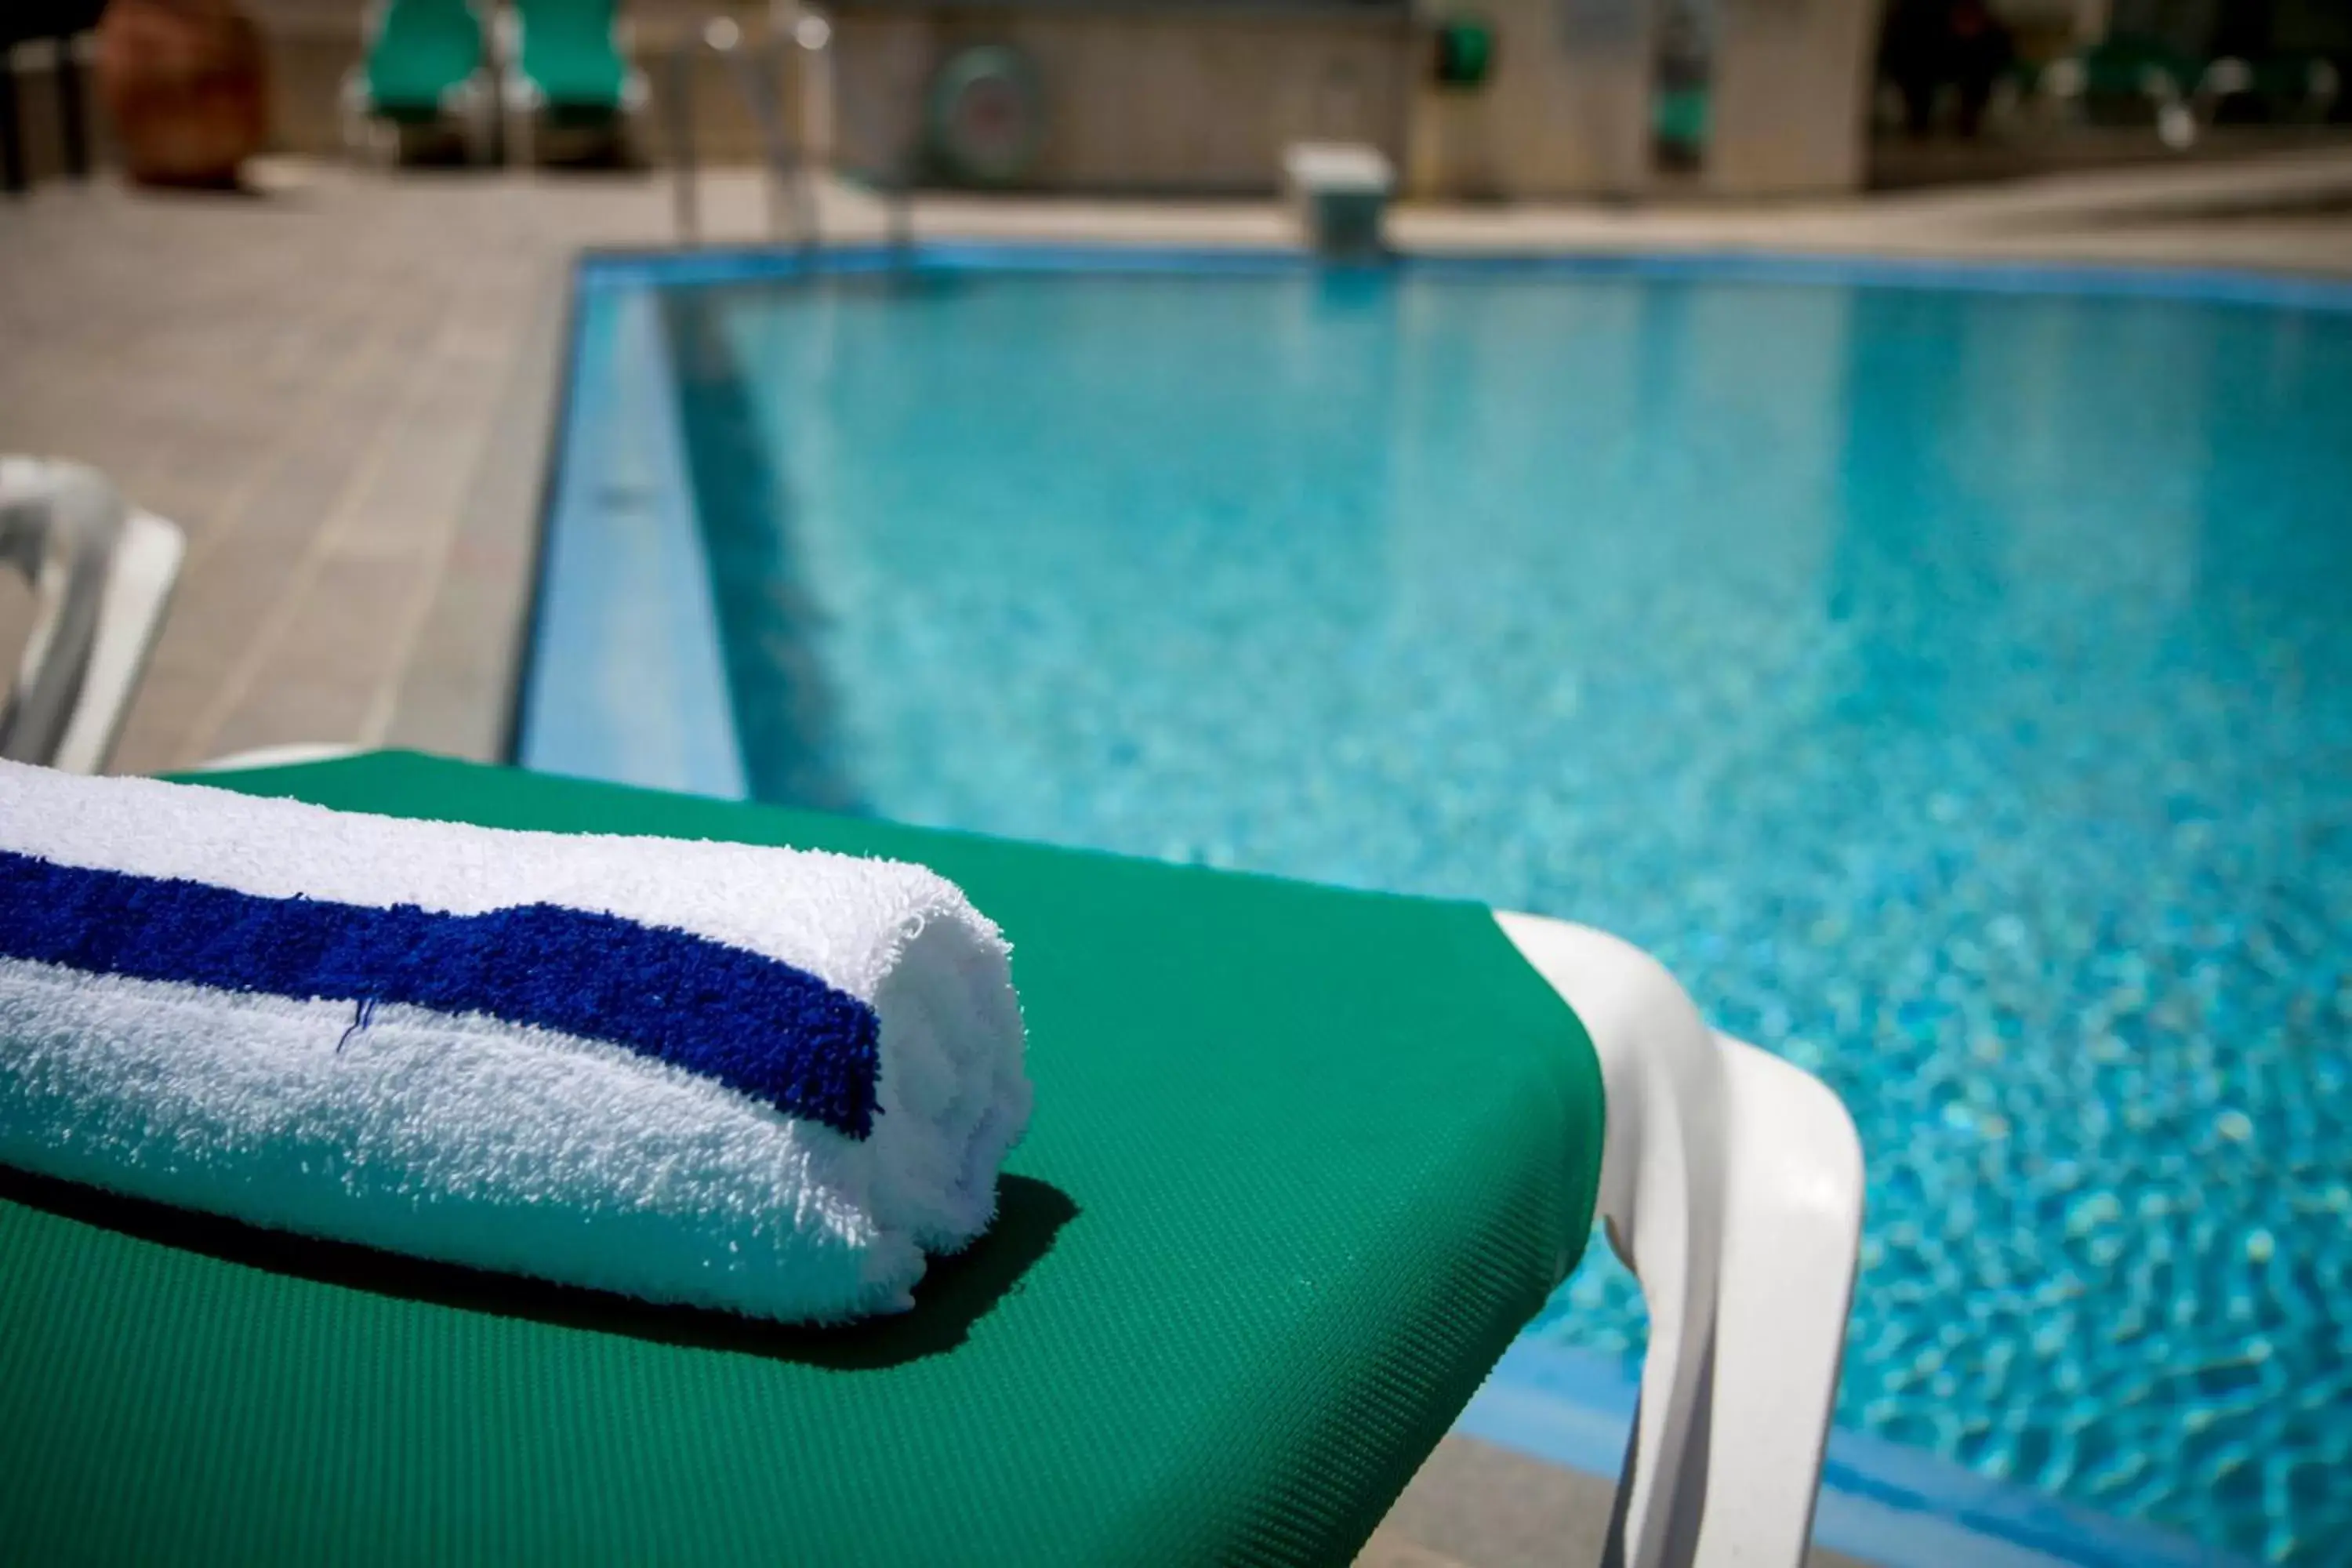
<box><xmin>3</xmin><ymin>150</ymin><xmax>2349</xmax><ymax>1566</ymax></box>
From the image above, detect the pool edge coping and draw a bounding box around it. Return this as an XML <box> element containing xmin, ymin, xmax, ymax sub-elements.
<box><xmin>522</xmin><ymin>238</ymin><xmax>2289</xmax><ymax>1568</ymax></box>
<box><xmin>515</xmin><ymin>282</ymin><xmax>753</xmax><ymax>797</ymax></box>
<box><xmin>572</xmin><ymin>238</ymin><xmax>2352</xmax><ymax>311</ymax></box>
<box><xmin>379</xmin><ymin>253</ymin><xmax>575</xmax><ymax>767</ymax></box>
<box><xmin>1462</xmin><ymin>1340</ymin><xmax>2246</xmax><ymax>1568</ymax></box>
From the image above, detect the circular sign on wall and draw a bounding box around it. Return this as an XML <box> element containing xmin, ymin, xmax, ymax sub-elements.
<box><xmin>927</xmin><ymin>45</ymin><xmax>1046</xmax><ymax>187</ymax></box>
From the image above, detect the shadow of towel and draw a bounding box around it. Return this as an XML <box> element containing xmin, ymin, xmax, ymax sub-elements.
<box><xmin>0</xmin><ymin>1163</ymin><xmax>1078</xmax><ymax>1370</ymax></box>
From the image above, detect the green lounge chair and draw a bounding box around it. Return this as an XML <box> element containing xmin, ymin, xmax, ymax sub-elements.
<box><xmin>340</xmin><ymin>0</ymin><xmax>494</xmax><ymax>164</ymax></box>
<box><xmin>500</xmin><ymin>0</ymin><xmax>647</xmax><ymax>166</ymax></box>
<box><xmin>2194</xmin><ymin>53</ymin><xmax>2343</xmax><ymax>125</ymax></box>
<box><xmin>0</xmin><ymin>750</ymin><xmax>1864</xmax><ymax>1566</ymax></box>
<box><xmin>2038</xmin><ymin>32</ymin><xmax>2205</xmax><ymax>147</ymax></box>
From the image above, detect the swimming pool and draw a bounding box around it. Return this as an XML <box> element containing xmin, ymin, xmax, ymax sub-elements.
<box><xmin>527</xmin><ymin>249</ymin><xmax>2352</xmax><ymax>1565</ymax></box>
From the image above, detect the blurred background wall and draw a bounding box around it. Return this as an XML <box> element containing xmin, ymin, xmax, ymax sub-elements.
<box><xmin>5</xmin><ymin>0</ymin><xmax>2348</xmax><ymax>201</ymax></box>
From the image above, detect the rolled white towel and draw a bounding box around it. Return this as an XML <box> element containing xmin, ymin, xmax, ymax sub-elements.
<box><xmin>0</xmin><ymin>760</ymin><xmax>1030</xmax><ymax>1323</ymax></box>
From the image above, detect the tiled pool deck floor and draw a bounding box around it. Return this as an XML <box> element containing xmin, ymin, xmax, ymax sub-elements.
<box><xmin>3</xmin><ymin>150</ymin><xmax>2350</xmax><ymax>1565</ymax></box>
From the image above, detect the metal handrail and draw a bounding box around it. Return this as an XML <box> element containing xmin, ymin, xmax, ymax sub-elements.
<box><xmin>789</xmin><ymin>8</ymin><xmax>916</xmax><ymax>255</ymax></box>
<box><xmin>666</xmin><ymin>8</ymin><xmax>911</xmax><ymax>254</ymax></box>
<box><xmin>666</xmin><ymin>17</ymin><xmax>795</xmax><ymax>246</ymax></box>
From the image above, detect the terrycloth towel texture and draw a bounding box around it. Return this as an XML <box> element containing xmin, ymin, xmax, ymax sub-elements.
<box><xmin>0</xmin><ymin>760</ymin><xmax>1030</xmax><ymax>1323</ymax></box>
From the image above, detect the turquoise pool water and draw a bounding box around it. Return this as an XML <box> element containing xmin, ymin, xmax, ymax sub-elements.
<box><xmin>548</xmin><ymin>256</ymin><xmax>2352</xmax><ymax>1563</ymax></box>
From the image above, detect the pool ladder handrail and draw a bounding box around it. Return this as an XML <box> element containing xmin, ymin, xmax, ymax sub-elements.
<box><xmin>665</xmin><ymin>7</ymin><xmax>913</xmax><ymax>256</ymax></box>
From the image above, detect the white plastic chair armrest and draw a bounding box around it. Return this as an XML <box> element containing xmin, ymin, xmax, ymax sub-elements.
<box><xmin>52</xmin><ymin>510</ymin><xmax>184</xmax><ymax>776</ymax></box>
<box><xmin>1494</xmin><ymin>911</ymin><xmax>1864</xmax><ymax>1568</ymax></box>
<box><xmin>1497</xmin><ymin>913</ymin><xmax>1726</xmax><ymax>1568</ymax></box>
<box><xmin>1706</xmin><ymin>1035</ymin><xmax>1864</xmax><ymax>1559</ymax></box>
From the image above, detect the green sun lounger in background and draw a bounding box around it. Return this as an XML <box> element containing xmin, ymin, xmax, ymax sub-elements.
<box><xmin>0</xmin><ymin>750</ymin><xmax>1864</xmax><ymax>1567</ymax></box>
<box><xmin>500</xmin><ymin>0</ymin><xmax>646</xmax><ymax>166</ymax></box>
<box><xmin>2032</xmin><ymin>31</ymin><xmax>2342</xmax><ymax>148</ymax></box>
<box><xmin>2033</xmin><ymin>34</ymin><xmax>2199</xmax><ymax>147</ymax></box>
<box><xmin>341</xmin><ymin>0</ymin><xmax>494</xmax><ymax>164</ymax></box>
<box><xmin>2191</xmin><ymin>51</ymin><xmax>2343</xmax><ymax>126</ymax></box>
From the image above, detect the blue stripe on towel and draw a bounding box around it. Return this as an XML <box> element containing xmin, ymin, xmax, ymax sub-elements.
<box><xmin>0</xmin><ymin>849</ymin><xmax>881</xmax><ymax>1138</ymax></box>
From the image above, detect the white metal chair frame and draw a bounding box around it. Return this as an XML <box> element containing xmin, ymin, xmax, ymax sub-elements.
<box><xmin>0</xmin><ymin>458</ymin><xmax>185</xmax><ymax>775</ymax></box>
<box><xmin>2035</xmin><ymin>51</ymin><xmax>2341</xmax><ymax>151</ymax></box>
<box><xmin>2037</xmin><ymin>56</ymin><xmax>2202</xmax><ymax>149</ymax></box>
<box><xmin>1497</xmin><ymin>913</ymin><xmax>1864</xmax><ymax>1568</ymax></box>
<box><xmin>2192</xmin><ymin>55</ymin><xmax>2343</xmax><ymax>127</ymax></box>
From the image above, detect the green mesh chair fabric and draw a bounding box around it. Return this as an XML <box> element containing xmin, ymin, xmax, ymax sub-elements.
<box><xmin>0</xmin><ymin>752</ymin><xmax>1605</xmax><ymax>1566</ymax></box>
<box><xmin>363</xmin><ymin>0</ymin><xmax>484</xmax><ymax>120</ymax></box>
<box><xmin>514</xmin><ymin>0</ymin><xmax>630</xmax><ymax>111</ymax></box>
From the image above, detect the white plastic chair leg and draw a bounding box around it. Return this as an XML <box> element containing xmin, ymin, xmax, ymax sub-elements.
<box><xmin>0</xmin><ymin>459</ymin><xmax>185</xmax><ymax>775</ymax></box>
<box><xmin>1497</xmin><ymin>913</ymin><xmax>1726</xmax><ymax>1568</ymax></box>
<box><xmin>500</xmin><ymin>42</ymin><xmax>539</xmax><ymax>172</ymax></box>
<box><xmin>454</xmin><ymin>77</ymin><xmax>496</xmax><ymax>166</ymax></box>
<box><xmin>1704</xmin><ymin>1036</ymin><xmax>1865</xmax><ymax>1560</ymax></box>
<box><xmin>510</xmin><ymin>90</ymin><xmax>536</xmax><ymax>170</ymax></box>
<box><xmin>1494</xmin><ymin>911</ymin><xmax>1864</xmax><ymax>1568</ymax></box>
<box><xmin>339</xmin><ymin>71</ymin><xmax>368</xmax><ymax>162</ymax></box>
<box><xmin>53</xmin><ymin>509</ymin><xmax>183</xmax><ymax>775</ymax></box>
<box><xmin>621</xmin><ymin>66</ymin><xmax>652</xmax><ymax>154</ymax></box>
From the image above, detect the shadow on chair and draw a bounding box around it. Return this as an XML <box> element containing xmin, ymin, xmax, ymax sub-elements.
<box><xmin>0</xmin><ymin>1160</ymin><xmax>1080</xmax><ymax>1370</ymax></box>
